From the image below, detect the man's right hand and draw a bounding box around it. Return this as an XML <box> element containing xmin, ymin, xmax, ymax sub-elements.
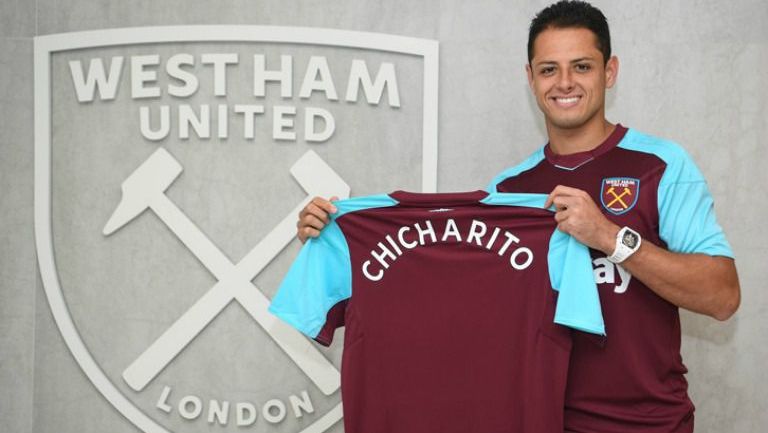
<box><xmin>297</xmin><ymin>196</ymin><xmax>338</xmax><ymax>243</ymax></box>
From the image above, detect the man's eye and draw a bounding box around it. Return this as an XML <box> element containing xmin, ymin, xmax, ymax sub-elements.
<box><xmin>540</xmin><ymin>67</ymin><xmax>555</xmax><ymax>75</ymax></box>
<box><xmin>575</xmin><ymin>63</ymin><xmax>591</xmax><ymax>72</ymax></box>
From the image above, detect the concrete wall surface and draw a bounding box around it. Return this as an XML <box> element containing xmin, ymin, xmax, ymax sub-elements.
<box><xmin>1</xmin><ymin>1</ymin><xmax>766</xmax><ymax>432</ymax></box>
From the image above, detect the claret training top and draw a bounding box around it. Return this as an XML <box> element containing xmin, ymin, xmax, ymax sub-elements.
<box><xmin>488</xmin><ymin>125</ymin><xmax>734</xmax><ymax>433</ymax></box>
<box><xmin>269</xmin><ymin>190</ymin><xmax>604</xmax><ymax>433</ymax></box>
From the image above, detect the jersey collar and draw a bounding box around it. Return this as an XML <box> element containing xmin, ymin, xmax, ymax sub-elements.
<box><xmin>390</xmin><ymin>190</ymin><xmax>489</xmax><ymax>206</ymax></box>
<box><xmin>544</xmin><ymin>124</ymin><xmax>628</xmax><ymax>170</ymax></box>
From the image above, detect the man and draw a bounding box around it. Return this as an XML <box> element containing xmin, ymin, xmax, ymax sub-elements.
<box><xmin>296</xmin><ymin>1</ymin><xmax>740</xmax><ymax>432</ymax></box>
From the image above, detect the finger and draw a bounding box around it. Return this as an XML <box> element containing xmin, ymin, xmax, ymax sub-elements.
<box><xmin>303</xmin><ymin>202</ymin><xmax>331</xmax><ymax>224</ymax></box>
<box><xmin>312</xmin><ymin>196</ymin><xmax>338</xmax><ymax>214</ymax></box>
<box><xmin>551</xmin><ymin>196</ymin><xmax>575</xmax><ymax>212</ymax></box>
<box><xmin>299</xmin><ymin>226</ymin><xmax>321</xmax><ymax>242</ymax></box>
<box><xmin>301</xmin><ymin>214</ymin><xmax>328</xmax><ymax>232</ymax></box>
<box><xmin>545</xmin><ymin>185</ymin><xmax>571</xmax><ymax>208</ymax></box>
<box><xmin>554</xmin><ymin>211</ymin><xmax>568</xmax><ymax>224</ymax></box>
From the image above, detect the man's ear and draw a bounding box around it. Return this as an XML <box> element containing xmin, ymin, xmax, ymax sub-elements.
<box><xmin>526</xmin><ymin>63</ymin><xmax>534</xmax><ymax>89</ymax></box>
<box><xmin>605</xmin><ymin>56</ymin><xmax>619</xmax><ymax>89</ymax></box>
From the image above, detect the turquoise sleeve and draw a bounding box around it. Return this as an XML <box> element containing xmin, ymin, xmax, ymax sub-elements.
<box><xmin>657</xmin><ymin>165</ymin><xmax>734</xmax><ymax>257</ymax></box>
<box><xmin>619</xmin><ymin>130</ymin><xmax>734</xmax><ymax>258</ymax></box>
<box><xmin>548</xmin><ymin>230</ymin><xmax>605</xmax><ymax>335</ymax></box>
<box><xmin>268</xmin><ymin>220</ymin><xmax>352</xmax><ymax>339</ymax></box>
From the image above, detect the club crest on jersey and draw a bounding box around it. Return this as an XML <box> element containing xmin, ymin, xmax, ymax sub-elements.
<box><xmin>600</xmin><ymin>177</ymin><xmax>639</xmax><ymax>215</ymax></box>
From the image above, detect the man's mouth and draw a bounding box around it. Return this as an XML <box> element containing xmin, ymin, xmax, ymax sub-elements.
<box><xmin>552</xmin><ymin>96</ymin><xmax>581</xmax><ymax>107</ymax></box>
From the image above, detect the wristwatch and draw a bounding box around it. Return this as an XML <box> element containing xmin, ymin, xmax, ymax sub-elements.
<box><xmin>607</xmin><ymin>226</ymin><xmax>642</xmax><ymax>264</ymax></box>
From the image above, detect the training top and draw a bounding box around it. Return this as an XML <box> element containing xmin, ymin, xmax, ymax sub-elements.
<box><xmin>269</xmin><ymin>190</ymin><xmax>605</xmax><ymax>433</ymax></box>
<box><xmin>488</xmin><ymin>125</ymin><xmax>734</xmax><ymax>433</ymax></box>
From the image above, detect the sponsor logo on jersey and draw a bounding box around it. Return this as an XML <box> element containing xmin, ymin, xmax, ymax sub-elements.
<box><xmin>600</xmin><ymin>177</ymin><xmax>640</xmax><ymax>215</ymax></box>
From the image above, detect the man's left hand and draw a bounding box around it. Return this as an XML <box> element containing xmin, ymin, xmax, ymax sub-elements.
<box><xmin>544</xmin><ymin>185</ymin><xmax>620</xmax><ymax>254</ymax></box>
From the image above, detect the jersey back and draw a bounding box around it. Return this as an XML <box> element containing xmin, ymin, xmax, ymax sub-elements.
<box><xmin>270</xmin><ymin>190</ymin><xmax>604</xmax><ymax>433</ymax></box>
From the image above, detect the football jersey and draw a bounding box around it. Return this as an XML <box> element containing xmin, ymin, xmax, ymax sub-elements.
<box><xmin>488</xmin><ymin>125</ymin><xmax>734</xmax><ymax>433</ymax></box>
<box><xmin>269</xmin><ymin>190</ymin><xmax>605</xmax><ymax>433</ymax></box>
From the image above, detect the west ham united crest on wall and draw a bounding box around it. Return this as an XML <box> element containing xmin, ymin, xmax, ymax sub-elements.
<box><xmin>34</xmin><ymin>26</ymin><xmax>438</xmax><ymax>433</ymax></box>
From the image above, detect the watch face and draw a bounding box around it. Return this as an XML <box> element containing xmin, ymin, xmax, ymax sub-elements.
<box><xmin>622</xmin><ymin>231</ymin><xmax>639</xmax><ymax>248</ymax></box>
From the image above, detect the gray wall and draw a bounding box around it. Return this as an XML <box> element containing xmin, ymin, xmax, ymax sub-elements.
<box><xmin>2</xmin><ymin>1</ymin><xmax>766</xmax><ymax>432</ymax></box>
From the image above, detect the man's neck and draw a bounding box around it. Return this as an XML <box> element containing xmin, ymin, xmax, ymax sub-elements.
<box><xmin>546</xmin><ymin>118</ymin><xmax>616</xmax><ymax>155</ymax></box>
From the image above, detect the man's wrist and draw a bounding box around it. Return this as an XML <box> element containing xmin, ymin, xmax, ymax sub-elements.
<box><xmin>600</xmin><ymin>224</ymin><xmax>621</xmax><ymax>255</ymax></box>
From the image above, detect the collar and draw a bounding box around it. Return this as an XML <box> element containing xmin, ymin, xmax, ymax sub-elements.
<box><xmin>389</xmin><ymin>190</ymin><xmax>489</xmax><ymax>206</ymax></box>
<box><xmin>544</xmin><ymin>124</ymin><xmax>628</xmax><ymax>170</ymax></box>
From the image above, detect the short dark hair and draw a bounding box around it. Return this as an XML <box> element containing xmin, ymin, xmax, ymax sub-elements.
<box><xmin>527</xmin><ymin>0</ymin><xmax>611</xmax><ymax>64</ymax></box>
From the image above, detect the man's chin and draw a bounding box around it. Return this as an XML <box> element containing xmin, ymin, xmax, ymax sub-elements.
<box><xmin>547</xmin><ymin>116</ymin><xmax>588</xmax><ymax>131</ymax></box>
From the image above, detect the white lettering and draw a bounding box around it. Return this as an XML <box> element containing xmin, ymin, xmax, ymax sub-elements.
<box><xmin>497</xmin><ymin>231</ymin><xmax>520</xmax><ymax>256</ymax></box>
<box><xmin>288</xmin><ymin>391</ymin><xmax>315</xmax><ymax>418</ymax></box>
<box><xmin>179</xmin><ymin>395</ymin><xmax>203</xmax><ymax>420</ymax></box>
<box><xmin>304</xmin><ymin>107</ymin><xmax>335</xmax><ymax>142</ymax></box>
<box><xmin>385</xmin><ymin>235</ymin><xmax>403</xmax><ymax>256</ymax></box>
<box><xmin>592</xmin><ymin>257</ymin><xmax>615</xmax><ymax>285</ymax></box>
<box><xmin>592</xmin><ymin>257</ymin><xmax>632</xmax><ymax>294</ymax></box>
<box><xmin>362</xmin><ymin>260</ymin><xmax>384</xmax><ymax>282</ymax></box>
<box><xmin>68</xmin><ymin>57</ymin><xmax>123</xmax><ymax>102</ymax></box>
<box><xmin>415</xmin><ymin>221</ymin><xmax>437</xmax><ymax>245</ymax></box>
<box><xmin>299</xmin><ymin>56</ymin><xmax>338</xmax><ymax>100</ymax></box>
<box><xmin>262</xmin><ymin>399</ymin><xmax>287</xmax><ymax>424</ymax></box>
<box><xmin>510</xmin><ymin>247</ymin><xmax>534</xmax><ymax>270</ymax></box>
<box><xmin>253</xmin><ymin>54</ymin><xmax>292</xmax><ymax>98</ymax></box>
<box><xmin>207</xmin><ymin>399</ymin><xmax>230</xmax><ymax>425</ymax></box>
<box><xmin>485</xmin><ymin>226</ymin><xmax>501</xmax><ymax>250</ymax></box>
<box><xmin>217</xmin><ymin>104</ymin><xmax>228</xmax><ymax>138</ymax></box>
<box><xmin>615</xmin><ymin>264</ymin><xmax>632</xmax><ymax>294</ymax></box>
<box><xmin>166</xmin><ymin>53</ymin><xmax>198</xmax><ymax>98</ymax></box>
<box><xmin>273</xmin><ymin>105</ymin><xmax>296</xmax><ymax>141</ymax></box>
<box><xmin>139</xmin><ymin>105</ymin><xmax>170</xmax><ymax>141</ymax></box>
<box><xmin>398</xmin><ymin>226</ymin><xmax>418</xmax><ymax>249</ymax></box>
<box><xmin>372</xmin><ymin>242</ymin><xmax>397</xmax><ymax>269</ymax></box>
<box><xmin>132</xmin><ymin>55</ymin><xmax>161</xmax><ymax>99</ymax></box>
<box><xmin>201</xmin><ymin>53</ymin><xmax>238</xmax><ymax>96</ymax></box>
<box><xmin>234</xmin><ymin>104</ymin><xmax>265</xmax><ymax>139</ymax></box>
<box><xmin>345</xmin><ymin>60</ymin><xmax>400</xmax><ymax>107</ymax></box>
<box><xmin>155</xmin><ymin>385</ymin><xmax>172</xmax><ymax>413</ymax></box>
<box><xmin>441</xmin><ymin>219</ymin><xmax>462</xmax><ymax>242</ymax></box>
<box><xmin>467</xmin><ymin>220</ymin><xmax>487</xmax><ymax>246</ymax></box>
<box><xmin>236</xmin><ymin>402</ymin><xmax>257</xmax><ymax>426</ymax></box>
<box><xmin>178</xmin><ymin>104</ymin><xmax>210</xmax><ymax>139</ymax></box>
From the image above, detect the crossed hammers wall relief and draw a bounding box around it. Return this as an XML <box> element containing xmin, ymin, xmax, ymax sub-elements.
<box><xmin>102</xmin><ymin>148</ymin><xmax>349</xmax><ymax>396</ymax></box>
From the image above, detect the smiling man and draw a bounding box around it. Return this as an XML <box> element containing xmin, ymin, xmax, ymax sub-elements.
<box><xmin>296</xmin><ymin>1</ymin><xmax>740</xmax><ymax>432</ymax></box>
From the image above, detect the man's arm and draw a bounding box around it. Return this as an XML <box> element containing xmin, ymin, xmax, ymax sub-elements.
<box><xmin>546</xmin><ymin>185</ymin><xmax>740</xmax><ymax>321</ymax></box>
<box><xmin>297</xmin><ymin>196</ymin><xmax>338</xmax><ymax>243</ymax></box>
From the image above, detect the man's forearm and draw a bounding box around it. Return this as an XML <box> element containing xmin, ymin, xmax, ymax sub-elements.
<box><xmin>621</xmin><ymin>242</ymin><xmax>740</xmax><ymax>321</ymax></box>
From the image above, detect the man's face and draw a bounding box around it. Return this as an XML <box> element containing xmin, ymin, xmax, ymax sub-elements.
<box><xmin>527</xmin><ymin>27</ymin><xmax>618</xmax><ymax>131</ymax></box>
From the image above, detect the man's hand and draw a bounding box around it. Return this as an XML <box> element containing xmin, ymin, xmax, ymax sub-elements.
<box><xmin>544</xmin><ymin>185</ymin><xmax>740</xmax><ymax>321</ymax></box>
<box><xmin>296</xmin><ymin>196</ymin><xmax>338</xmax><ymax>243</ymax></box>
<box><xmin>544</xmin><ymin>185</ymin><xmax>620</xmax><ymax>254</ymax></box>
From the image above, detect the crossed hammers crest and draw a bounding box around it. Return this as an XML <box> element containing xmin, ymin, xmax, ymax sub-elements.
<box><xmin>103</xmin><ymin>148</ymin><xmax>349</xmax><ymax>396</ymax></box>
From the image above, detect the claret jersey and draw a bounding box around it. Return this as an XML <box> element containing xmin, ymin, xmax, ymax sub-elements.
<box><xmin>488</xmin><ymin>125</ymin><xmax>734</xmax><ymax>433</ymax></box>
<box><xmin>269</xmin><ymin>190</ymin><xmax>604</xmax><ymax>433</ymax></box>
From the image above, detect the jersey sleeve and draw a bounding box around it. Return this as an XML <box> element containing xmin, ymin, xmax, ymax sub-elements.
<box><xmin>548</xmin><ymin>230</ymin><xmax>605</xmax><ymax>335</ymax></box>
<box><xmin>657</xmin><ymin>150</ymin><xmax>734</xmax><ymax>257</ymax></box>
<box><xmin>617</xmin><ymin>130</ymin><xmax>734</xmax><ymax>258</ymax></box>
<box><xmin>268</xmin><ymin>219</ymin><xmax>352</xmax><ymax>345</ymax></box>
